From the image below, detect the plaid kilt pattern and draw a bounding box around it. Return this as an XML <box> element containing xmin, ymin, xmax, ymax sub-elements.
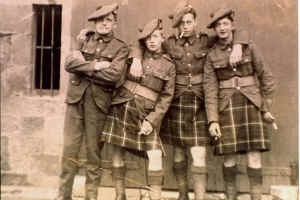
<box><xmin>101</xmin><ymin>99</ymin><xmax>165</xmax><ymax>154</ymax></box>
<box><xmin>161</xmin><ymin>94</ymin><xmax>209</xmax><ymax>147</ymax></box>
<box><xmin>215</xmin><ymin>92</ymin><xmax>272</xmax><ymax>155</ymax></box>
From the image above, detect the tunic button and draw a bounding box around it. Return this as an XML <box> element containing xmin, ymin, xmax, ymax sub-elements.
<box><xmin>236</xmin><ymin>86</ymin><xmax>240</xmax><ymax>90</ymax></box>
<box><xmin>99</xmin><ymin>39</ymin><xmax>103</xmax><ymax>43</ymax></box>
<box><xmin>233</xmin><ymin>68</ymin><xmax>237</xmax><ymax>71</ymax></box>
<box><xmin>96</xmin><ymin>48</ymin><xmax>100</xmax><ymax>52</ymax></box>
<box><xmin>146</xmin><ymin>66</ymin><xmax>150</xmax><ymax>69</ymax></box>
<box><xmin>228</xmin><ymin>48</ymin><xmax>232</xmax><ymax>51</ymax></box>
<box><xmin>188</xmin><ymin>64</ymin><xmax>192</xmax><ymax>67</ymax></box>
<box><xmin>185</xmin><ymin>43</ymin><xmax>189</xmax><ymax>47</ymax></box>
<box><xmin>187</xmin><ymin>52</ymin><xmax>191</xmax><ymax>56</ymax></box>
<box><xmin>71</xmin><ymin>80</ymin><xmax>75</xmax><ymax>83</ymax></box>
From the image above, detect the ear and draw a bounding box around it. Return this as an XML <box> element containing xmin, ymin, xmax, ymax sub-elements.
<box><xmin>113</xmin><ymin>23</ymin><xmax>117</xmax><ymax>29</ymax></box>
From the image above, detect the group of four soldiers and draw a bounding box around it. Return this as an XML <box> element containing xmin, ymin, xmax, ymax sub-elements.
<box><xmin>56</xmin><ymin>1</ymin><xmax>275</xmax><ymax>200</ymax></box>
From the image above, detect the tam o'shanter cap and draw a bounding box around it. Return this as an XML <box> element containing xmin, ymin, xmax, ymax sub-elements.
<box><xmin>207</xmin><ymin>7</ymin><xmax>234</xmax><ymax>29</ymax></box>
<box><xmin>168</xmin><ymin>0</ymin><xmax>195</xmax><ymax>28</ymax></box>
<box><xmin>138</xmin><ymin>18</ymin><xmax>163</xmax><ymax>40</ymax></box>
<box><xmin>88</xmin><ymin>3</ymin><xmax>119</xmax><ymax>21</ymax></box>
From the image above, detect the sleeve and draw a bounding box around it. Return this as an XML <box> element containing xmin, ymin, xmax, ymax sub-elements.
<box><xmin>92</xmin><ymin>44</ymin><xmax>129</xmax><ymax>84</ymax></box>
<box><xmin>145</xmin><ymin>64</ymin><xmax>176</xmax><ymax>129</ymax></box>
<box><xmin>64</xmin><ymin>50</ymin><xmax>97</xmax><ymax>74</ymax></box>
<box><xmin>203</xmin><ymin>53</ymin><xmax>220</xmax><ymax>123</ymax></box>
<box><xmin>128</xmin><ymin>40</ymin><xmax>145</xmax><ymax>60</ymax></box>
<box><xmin>250</xmin><ymin>42</ymin><xmax>276</xmax><ymax>112</ymax></box>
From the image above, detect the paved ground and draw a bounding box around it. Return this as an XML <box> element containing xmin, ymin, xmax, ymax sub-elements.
<box><xmin>1</xmin><ymin>175</ymin><xmax>298</xmax><ymax>200</ymax></box>
<box><xmin>0</xmin><ymin>185</ymin><xmax>278</xmax><ymax>200</ymax></box>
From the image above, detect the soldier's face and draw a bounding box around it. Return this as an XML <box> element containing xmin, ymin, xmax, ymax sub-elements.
<box><xmin>145</xmin><ymin>30</ymin><xmax>164</xmax><ymax>53</ymax></box>
<box><xmin>95</xmin><ymin>13</ymin><xmax>116</xmax><ymax>35</ymax></box>
<box><xmin>179</xmin><ymin>13</ymin><xmax>197</xmax><ymax>37</ymax></box>
<box><xmin>214</xmin><ymin>17</ymin><xmax>234</xmax><ymax>40</ymax></box>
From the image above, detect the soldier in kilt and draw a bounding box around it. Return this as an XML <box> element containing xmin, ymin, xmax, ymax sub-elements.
<box><xmin>204</xmin><ymin>8</ymin><xmax>276</xmax><ymax>200</ymax></box>
<box><xmin>101</xmin><ymin>18</ymin><xmax>176</xmax><ymax>200</ymax></box>
<box><xmin>129</xmin><ymin>1</ymin><xmax>250</xmax><ymax>200</ymax></box>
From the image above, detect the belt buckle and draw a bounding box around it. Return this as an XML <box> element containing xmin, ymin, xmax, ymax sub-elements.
<box><xmin>233</xmin><ymin>77</ymin><xmax>240</xmax><ymax>90</ymax></box>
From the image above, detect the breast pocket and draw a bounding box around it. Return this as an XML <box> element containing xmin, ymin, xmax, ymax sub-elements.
<box><xmin>238</xmin><ymin>55</ymin><xmax>254</xmax><ymax>74</ymax></box>
<box><xmin>194</xmin><ymin>50</ymin><xmax>208</xmax><ymax>60</ymax></box>
<box><xmin>97</xmin><ymin>53</ymin><xmax>114</xmax><ymax>62</ymax></box>
<box><xmin>142</xmin><ymin>70</ymin><xmax>169</xmax><ymax>93</ymax></box>
<box><xmin>81</xmin><ymin>42</ymin><xmax>96</xmax><ymax>61</ymax></box>
<box><xmin>212</xmin><ymin>58</ymin><xmax>228</xmax><ymax>69</ymax></box>
<box><xmin>70</xmin><ymin>74</ymin><xmax>81</xmax><ymax>86</ymax></box>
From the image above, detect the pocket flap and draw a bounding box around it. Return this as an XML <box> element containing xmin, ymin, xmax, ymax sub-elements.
<box><xmin>194</xmin><ymin>50</ymin><xmax>208</xmax><ymax>59</ymax></box>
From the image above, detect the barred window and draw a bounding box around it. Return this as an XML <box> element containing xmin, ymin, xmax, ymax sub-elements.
<box><xmin>33</xmin><ymin>4</ymin><xmax>62</xmax><ymax>92</ymax></box>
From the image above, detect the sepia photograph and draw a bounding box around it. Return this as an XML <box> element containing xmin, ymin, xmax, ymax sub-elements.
<box><xmin>0</xmin><ymin>0</ymin><xmax>298</xmax><ymax>200</ymax></box>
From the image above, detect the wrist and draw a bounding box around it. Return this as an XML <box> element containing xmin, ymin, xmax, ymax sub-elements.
<box><xmin>208</xmin><ymin>121</ymin><xmax>219</xmax><ymax>126</ymax></box>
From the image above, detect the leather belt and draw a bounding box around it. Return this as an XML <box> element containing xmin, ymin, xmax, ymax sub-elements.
<box><xmin>219</xmin><ymin>76</ymin><xmax>256</xmax><ymax>89</ymax></box>
<box><xmin>176</xmin><ymin>73</ymin><xmax>203</xmax><ymax>87</ymax></box>
<box><xmin>123</xmin><ymin>80</ymin><xmax>159</xmax><ymax>102</ymax></box>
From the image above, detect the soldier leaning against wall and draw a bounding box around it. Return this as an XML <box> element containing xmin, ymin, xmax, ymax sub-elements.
<box><xmin>55</xmin><ymin>3</ymin><xmax>129</xmax><ymax>200</ymax></box>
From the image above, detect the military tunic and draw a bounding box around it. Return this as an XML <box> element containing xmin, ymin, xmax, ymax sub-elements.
<box><xmin>204</xmin><ymin>40</ymin><xmax>275</xmax><ymax>155</ymax></box>
<box><xmin>60</xmin><ymin>32</ymin><xmax>128</xmax><ymax>198</ymax></box>
<box><xmin>101</xmin><ymin>50</ymin><xmax>176</xmax><ymax>153</ymax></box>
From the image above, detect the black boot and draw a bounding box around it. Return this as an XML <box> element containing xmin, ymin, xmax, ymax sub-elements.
<box><xmin>248</xmin><ymin>167</ymin><xmax>263</xmax><ymax>200</ymax></box>
<box><xmin>112</xmin><ymin>166</ymin><xmax>127</xmax><ymax>200</ymax></box>
<box><xmin>223</xmin><ymin>165</ymin><xmax>237</xmax><ymax>200</ymax></box>
<box><xmin>148</xmin><ymin>170</ymin><xmax>164</xmax><ymax>200</ymax></box>
<box><xmin>173</xmin><ymin>161</ymin><xmax>189</xmax><ymax>200</ymax></box>
<box><xmin>191</xmin><ymin>166</ymin><xmax>206</xmax><ymax>200</ymax></box>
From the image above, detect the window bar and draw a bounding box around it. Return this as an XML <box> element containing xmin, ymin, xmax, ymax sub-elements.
<box><xmin>50</xmin><ymin>6</ymin><xmax>55</xmax><ymax>95</ymax></box>
<box><xmin>39</xmin><ymin>7</ymin><xmax>45</xmax><ymax>95</ymax></box>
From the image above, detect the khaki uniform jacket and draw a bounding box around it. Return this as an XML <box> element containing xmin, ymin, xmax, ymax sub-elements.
<box><xmin>129</xmin><ymin>30</ymin><xmax>250</xmax><ymax>100</ymax></box>
<box><xmin>204</xmin><ymin>40</ymin><xmax>276</xmax><ymax>123</ymax></box>
<box><xmin>65</xmin><ymin>32</ymin><xmax>129</xmax><ymax>114</ymax></box>
<box><xmin>112</xmin><ymin>51</ymin><xmax>176</xmax><ymax>129</ymax></box>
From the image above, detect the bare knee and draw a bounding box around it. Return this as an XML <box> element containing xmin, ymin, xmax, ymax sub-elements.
<box><xmin>173</xmin><ymin>146</ymin><xmax>186</xmax><ymax>163</ymax></box>
<box><xmin>224</xmin><ymin>154</ymin><xmax>237</xmax><ymax>167</ymax></box>
<box><xmin>247</xmin><ymin>151</ymin><xmax>262</xmax><ymax>168</ymax></box>
<box><xmin>110</xmin><ymin>144</ymin><xmax>125</xmax><ymax>167</ymax></box>
<box><xmin>190</xmin><ymin>146</ymin><xmax>206</xmax><ymax>167</ymax></box>
<box><xmin>147</xmin><ymin>150</ymin><xmax>163</xmax><ymax>171</ymax></box>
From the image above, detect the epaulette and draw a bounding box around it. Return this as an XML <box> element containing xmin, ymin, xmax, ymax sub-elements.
<box><xmin>113</xmin><ymin>37</ymin><xmax>127</xmax><ymax>45</ymax></box>
<box><xmin>168</xmin><ymin>33</ymin><xmax>178</xmax><ymax>40</ymax></box>
<box><xmin>162</xmin><ymin>54</ymin><xmax>173</xmax><ymax>63</ymax></box>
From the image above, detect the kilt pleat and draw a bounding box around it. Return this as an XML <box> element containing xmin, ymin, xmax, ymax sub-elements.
<box><xmin>215</xmin><ymin>91</ymin><xmax>271</xmax><ymax>155</ymax></box>
<box><xmin>101</xmin><ymin>99</ymin><xmax>165</xmax><ymax>154</ymax></box>
<box><xmin>161</xmin><ymin>94</ymin><xmax>209</xmax><ymax>147</ymax></box>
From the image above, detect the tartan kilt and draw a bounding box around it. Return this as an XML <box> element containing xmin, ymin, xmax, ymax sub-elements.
<box><xmin>101</xmin><ymin>99</ymin><xmax>165</xmax><ymax>154</ymax></box>
<box><xmin>215</xmin><ymin>91</ymin><xmax>272</xmax><ymax>155</ymax></box>
<box><xmin>160</xmin><ymin>93</ymin><xmax>209</xmax><ymax>147</ymax></box>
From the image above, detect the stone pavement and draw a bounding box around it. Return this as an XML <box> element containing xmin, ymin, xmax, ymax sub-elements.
<box><xmin>1</xmin><ymin>176</ymin><xmax>298</xmax><ymax>200</ymax></box>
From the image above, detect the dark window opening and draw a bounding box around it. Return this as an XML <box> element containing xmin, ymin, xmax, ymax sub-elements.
<box><xmin>33</xmin><ymin>4</ymin><xmax>62</xmax><ymax>91</ymax></box>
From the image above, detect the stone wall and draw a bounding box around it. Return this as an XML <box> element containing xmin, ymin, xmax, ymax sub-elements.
<box><xmin>1</xmin><ymin>0</ymin><xmax>72</xmax><ymax>187</ymax></box>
